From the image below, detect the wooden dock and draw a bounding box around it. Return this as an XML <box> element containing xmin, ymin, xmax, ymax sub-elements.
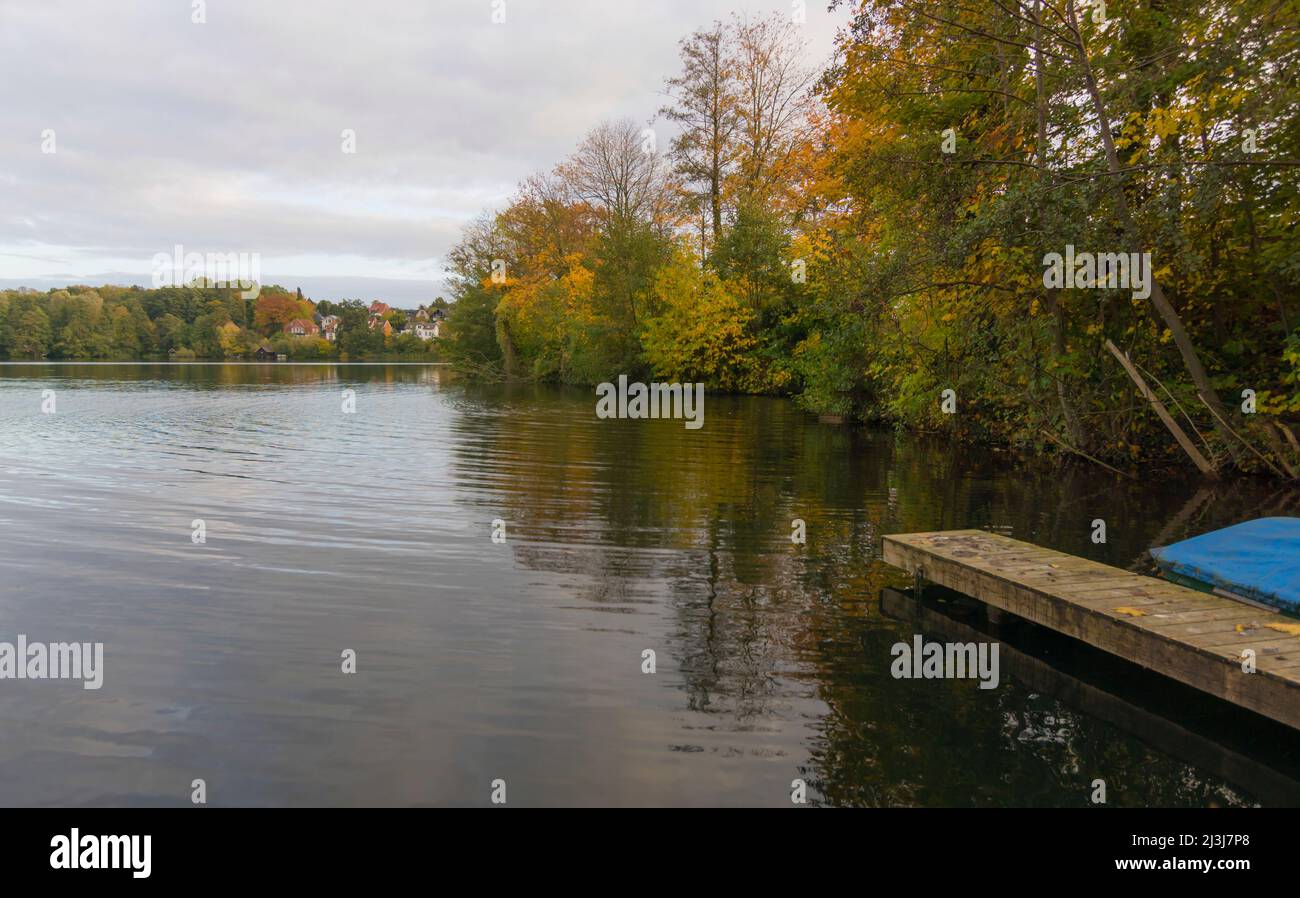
<box><xmin>882</xmin><ymin>530</ymin><xmax>1300</xmax><ymax>730</ymax></box>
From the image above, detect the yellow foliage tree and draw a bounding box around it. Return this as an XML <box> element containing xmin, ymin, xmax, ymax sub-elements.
<box><xmin>641</xmin><ymin>246</ymin><xmax>758</xmax><ymax>391</ymax></box>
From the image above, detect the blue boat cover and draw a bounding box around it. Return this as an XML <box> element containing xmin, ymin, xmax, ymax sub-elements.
<box><xmin>1150</xmin><ymin>517</ymin><xmax>1300</xmax><ymax>613</ymax></box>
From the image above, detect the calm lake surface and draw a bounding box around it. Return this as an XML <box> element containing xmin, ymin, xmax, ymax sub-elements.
<box><xmin>1</xmin><ymin>362</ymin><xmax>1298</xmax><ymax>807</ymax></box>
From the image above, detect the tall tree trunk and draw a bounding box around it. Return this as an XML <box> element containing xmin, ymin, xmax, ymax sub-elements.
<box><xmin>710</xmin><ymin>144</ymin><xmax>722</xmax><ymax>248</ymax></box>
<box><xmin>498</xmin><ymin>317</ymin><xmax>519</xmax><ymax>380</ymax></box>
<box><xmin>1064</xmin><ymin>0</ymin><xmax>1237</xmax><ymax>450</ymax></box>
<box><xmin>1034</xmin><ymin>0</ymin><xmax>1084</xmax><ymax>447</ymax></box>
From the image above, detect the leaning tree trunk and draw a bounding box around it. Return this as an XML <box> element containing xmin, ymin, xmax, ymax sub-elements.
<box><xmin>1065</xmin><ymin>0</ymin><xmax>1237</xmax><ymax>458</ymax></box>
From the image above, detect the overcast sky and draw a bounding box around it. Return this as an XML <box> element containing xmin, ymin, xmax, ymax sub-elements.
<box><xmin>0</xmin><ymin>0</ymin><xmax>847</xmax><ymax>303</ymax></box>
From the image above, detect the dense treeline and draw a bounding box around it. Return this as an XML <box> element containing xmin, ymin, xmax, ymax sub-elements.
<box><xmin>440</xmin><ymin>1</ymin><xmax>1300</xmax><ymax>477</ymax></box>
<box><xmin>0</xmin><ymin>285</ymin><xmax>441</xmax><ymax>361</ymax></box>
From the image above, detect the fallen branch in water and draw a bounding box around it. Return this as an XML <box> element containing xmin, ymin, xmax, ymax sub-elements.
<box><xmin>1278</xmin><ymin>420</ymin><xmax>1300</xmax><ymax>456</ymax></box>
<box><xmin>1132</xmin><ymin>358</ymin><xmax>1214</xmax><ymax>460</ymax></box>
<box><xmin>1104</xmin><ymin>339</ymin><xmax>1219</xmax><ymax>479</ymax></box>
<box><xmin>1039</xmin><ymin>428</ymin><xmax>1135</xmax><ymax>479</ymax></box>
<box><xmin>1261</xmin><ymin>420</ymin><xmax>1300</xmax><ymax>480</ymax></box>
<box><xmin>1196</xmin><ymin>393</ymin><xmax>1292</xmax><ymax>481</ymax></box>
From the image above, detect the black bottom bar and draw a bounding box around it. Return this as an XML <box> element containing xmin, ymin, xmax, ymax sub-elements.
<box><xmin>4</xmin><ymin>808</ymin><xmax>1282</xmax><ymax>883</ymax></box>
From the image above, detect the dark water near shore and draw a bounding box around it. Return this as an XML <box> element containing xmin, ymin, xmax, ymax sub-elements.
<box><xmin>1</xmin><ymin>362</ymin><xmax>1297</xmax><ymax>807</ymax></box>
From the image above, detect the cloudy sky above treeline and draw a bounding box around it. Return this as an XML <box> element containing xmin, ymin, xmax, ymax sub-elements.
<box><xmin>0</xmin><ymin>0</ymin><xmax>846</xmax><ymax>303</ymax></box>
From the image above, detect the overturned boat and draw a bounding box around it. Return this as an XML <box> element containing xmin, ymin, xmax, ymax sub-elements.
<box><xmin>1151</xmin><ymin>517</ymin><xmax>1300</xmax><ymax>615</ymax></box>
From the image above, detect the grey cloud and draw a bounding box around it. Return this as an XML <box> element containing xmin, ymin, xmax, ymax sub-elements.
<box><xmin>0</xmin><ymin>0</ymin><xmax>843</xmax><ymax>290</ymax></box>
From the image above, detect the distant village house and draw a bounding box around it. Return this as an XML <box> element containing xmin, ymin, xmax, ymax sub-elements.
<box><xmin>411</xmin><ymin>308</ymin><xmax>446</xmax><ymax>340</ymax></box>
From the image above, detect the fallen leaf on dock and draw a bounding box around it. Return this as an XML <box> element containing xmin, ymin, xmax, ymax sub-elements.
<box><xmin>1113</xmin><ymin>606</ymin><xmax>1147</xmax><ymax>617</ymax></box>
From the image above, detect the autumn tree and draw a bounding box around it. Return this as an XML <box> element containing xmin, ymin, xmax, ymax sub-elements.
<box><xmin>729</xmin><ymin>14</ymin><xmax>818</xmax><ymax>208</ymax></box>
<box><xmin>661</xmin><ymin>21</ymin><xmax>740</xmax><ymax>254</ymax></box>
<box><xmin>559</xmin><ymin>119</ymin><xmax>679</xmax><ymax>367</ymax></box>
<box><xmin>252</xmin><ymin>291</ymin><xmax>314</xmax><ymax>335</ymax></box>
<box><xmin>442</xmin><ymin>212</ymin><xmax>509</xmax><ymax>372</ymax></box>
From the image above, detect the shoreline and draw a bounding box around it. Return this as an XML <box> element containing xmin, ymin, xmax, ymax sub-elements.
<box><xmin>0</xmin><ymin>359</ymin><xmax>453</xmax><ymax>366</ymax></box>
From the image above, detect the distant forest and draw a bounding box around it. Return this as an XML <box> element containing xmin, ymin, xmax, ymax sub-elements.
<box><xmin>0</xmin><ymin>284</ymin><xmax>443</xmax><ymax>361</ymax></box>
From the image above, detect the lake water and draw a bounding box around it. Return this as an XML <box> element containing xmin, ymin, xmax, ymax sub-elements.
<box><xmin>1</xmin><ymin>362</ymin><xmax>1297</xmax><ymax>807</ymax></box>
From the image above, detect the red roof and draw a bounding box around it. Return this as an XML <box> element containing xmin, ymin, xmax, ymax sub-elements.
<box><xmin>285</xmin><ymin>318</ymin><xmax>318</xmax><ymax>334</ymax></box>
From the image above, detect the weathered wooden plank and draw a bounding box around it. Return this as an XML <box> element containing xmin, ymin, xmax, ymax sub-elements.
<box><xmin>1129</xmin><ymin>605</ymin><xmax>1268</xmax><ymax>626</ymax></box>
<box><xmin>882</xmin><ymin>530</ymin><xmax>1300</xmax><ymax>730</ymax></box>
<box><xmin>1135</xmin><ymin>616</ymin><xmax>1273</xmax><ymax>642</ymax></box>
<box><xmin>1256</xmin><ymin>654</ymin><xmax>1300</xmax><ymax>674</ymax></box>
